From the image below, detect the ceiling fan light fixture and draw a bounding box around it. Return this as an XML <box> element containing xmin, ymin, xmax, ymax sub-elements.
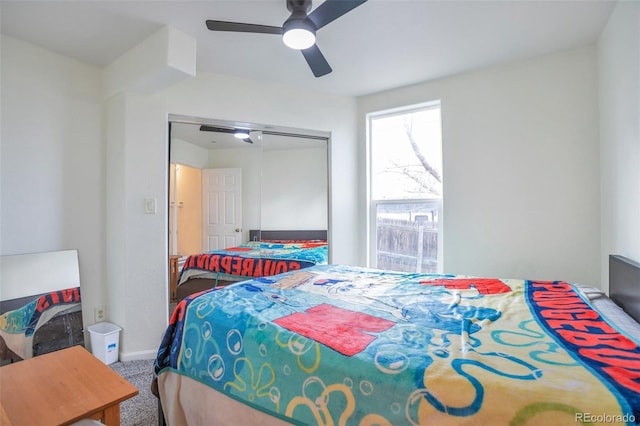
<box><xmin>282</xmin><ymin>20</ymin><xmax>316</xmax><ymax>50</ymax></box>
<box><xmin>205</xmin><ymin>0</ymin><xmax>368</xmax><ymax>76</ymax></box>
<box><xmin>234</xmin><ymin>130</ymin><xmax>250</xmax><ymax>139</ymax></box>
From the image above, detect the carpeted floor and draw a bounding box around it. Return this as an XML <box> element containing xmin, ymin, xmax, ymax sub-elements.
<box><xmin>109</xmin><ymin>359</ymin><xmax>158</xmax><ymax>426</ymax></box>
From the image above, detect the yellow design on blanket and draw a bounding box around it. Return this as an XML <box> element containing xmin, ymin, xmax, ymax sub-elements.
<box><xmin>416</xmin><ymin>284</ymin><xmax>624</xmax><ymax>426</ymax></box>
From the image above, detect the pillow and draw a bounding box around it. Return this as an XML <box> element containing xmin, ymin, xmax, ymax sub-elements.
<box><xmin>574</xmin><ymin>283</ymin><xmax>606</xmax><ymax>300</ymax></box>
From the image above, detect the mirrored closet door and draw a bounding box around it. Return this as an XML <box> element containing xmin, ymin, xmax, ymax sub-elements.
<box><xmin>167</xmin><ymin>115</ymin><xmax>329</xmax><ymax>306</ymax></box>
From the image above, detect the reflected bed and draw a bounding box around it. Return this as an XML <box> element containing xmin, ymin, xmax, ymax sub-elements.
<box><xmin>175</xmin><ymin>230</ymin><xmax>328</xmax><ymax>301</ymax></box>
<box><xmin>0</xmin><ymin>250</ymin><xmax>84</xmax><ymax>365</ymax></box>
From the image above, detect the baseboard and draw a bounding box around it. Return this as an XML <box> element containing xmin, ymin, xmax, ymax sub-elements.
<box><xmin>119</xmin><ymin>349</ymin><xmax>157</xmax><ymax>362</ymax></box>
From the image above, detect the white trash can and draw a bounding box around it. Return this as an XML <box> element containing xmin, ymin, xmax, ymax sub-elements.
<box><xmin>87</xmin><ymin>322</ymin><xmax>122</xmax><ymax>365</ymax></box>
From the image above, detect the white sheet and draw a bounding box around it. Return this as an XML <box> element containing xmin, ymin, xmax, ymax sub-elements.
<box><xmin>576</xmin><ymin>284</ymin><xmax>640</xmax><ymax>341</ymax></box>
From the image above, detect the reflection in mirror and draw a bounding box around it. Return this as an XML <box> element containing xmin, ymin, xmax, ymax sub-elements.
<box><xmin>167</xmin><ymin>117</ymin><xmax>329</xmax><ymax>307</ymax></box>
<box><xmin>169</xmin><ymin>120</ymin><xmax>262</xmax><ymax>253</ymax></box>
<box><xmin>0</xmin><ymin>250</ymin><xmax>84</xmax><ymax>365</ymax></box>
<box><xmin>261</xmin><ymin>134</ymin><xmax>328</xmax><ymax>233</ymax></box>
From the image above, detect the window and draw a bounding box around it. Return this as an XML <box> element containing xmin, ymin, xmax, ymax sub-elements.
<box><xmin>367</xmin><ymin>102</ymin><xmax>443</xmax><ymax>273</ymax></box>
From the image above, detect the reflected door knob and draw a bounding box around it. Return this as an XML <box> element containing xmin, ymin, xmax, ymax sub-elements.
<box><xmin>235</xmin><ymin>228</ymin><xmax>242</xmax><ymax>232</ymax></box>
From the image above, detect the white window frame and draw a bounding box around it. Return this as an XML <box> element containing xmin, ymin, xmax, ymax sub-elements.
<box><xmin>366</xmin><ymin>101</ymin><xmax>443</xmax><ymax>273</ymax></box>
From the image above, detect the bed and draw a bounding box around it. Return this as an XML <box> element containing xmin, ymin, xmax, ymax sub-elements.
<box><xmin>174</xmin><ymin>230</ymin><xmax>328</xmax><ymax>301</ymax></box>
<box><xmin>0</xmin><ymin>250</ymin><xmax>84</xmax><ymax>365</ymax></box>
<box><xmin>153</xmin><ymin>255</ymin><xmax>640</xmax><ymax>425</ymax></box>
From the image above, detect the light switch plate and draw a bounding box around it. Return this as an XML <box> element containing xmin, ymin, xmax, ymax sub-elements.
<box><xmin>144</xmin><ymin>198</ymin><xmax>157</xmax><ymax>214</ymax></box>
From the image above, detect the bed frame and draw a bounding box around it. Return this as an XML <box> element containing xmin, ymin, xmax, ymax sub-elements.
<box><xmin>249</xmin><ymin>229</ymin><xmax>328</xmax><ymax>242</ymax></box>
<box><xmin>175</xmin><ymin>230</ymin><xmax>328</xmax><ymax>301</ymax></box>
<box><xmin>609</xmin><ymin>254</ymin><xmax>640</xmax><ymax>324</ymax></box>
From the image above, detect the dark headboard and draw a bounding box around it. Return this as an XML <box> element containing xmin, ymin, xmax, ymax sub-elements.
<box><xmin>609</xmin><ymin>255</ymin><xmax>640</xmax><ymax>324</ymax></box>
<box><xmin>249</xmin><ymin>230</ymin><xmax>327</xmax><ymax>242</ymax></box>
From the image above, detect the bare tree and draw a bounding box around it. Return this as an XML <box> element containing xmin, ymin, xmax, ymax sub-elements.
<box><xmin>403</xmin><ymin>119</ymin><xmax>441</xmax><ymax>183</ymax></box>
<box><xmin>386</xmin><ymin>161</ymin><xmax>441</xmax><ymax>195</ymax></box>
<box><xmin>381</xmin><ymin>118</ymin><xmax>441</xmax><ymax>195</ymax></box>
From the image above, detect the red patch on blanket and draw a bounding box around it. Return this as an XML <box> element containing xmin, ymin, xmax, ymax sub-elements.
<box><xmin>422</xmin><ymin>278</ymin><xmax>511</xmax><ymax>295</ymax></box>
<box><xmin>274</xmin><ymin>304</ymin><xmax>395</xmax><ymax>356</ymax></box>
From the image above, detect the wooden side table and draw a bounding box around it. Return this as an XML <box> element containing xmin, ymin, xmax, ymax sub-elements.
<box><xmin>169</xmin><ymin>255</ymin><xmax>181</xmax><ymax>302</ymax></box>
<box><xmin>0</xmin><ymin>345</ymin><xmax>138</xmax><ymax>425</ymax></box>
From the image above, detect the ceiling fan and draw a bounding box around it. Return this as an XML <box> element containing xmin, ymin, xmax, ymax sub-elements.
<box><xmin>205</xmin><ymin>0</ymin><xmax>368</xmax><ymax>78</ymax></box>
<box><xmin>200</xmin><ymin>125</ymin><xmax>255</xmax><ymax>143</ymax></box>
<box><xmin>200</xmin><ymin>124</ymin><xmax>328</xmax><ymax>143</ymax></box>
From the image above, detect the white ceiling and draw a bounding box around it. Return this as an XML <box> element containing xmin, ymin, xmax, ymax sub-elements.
<box><xmin>0</xmin><ymin>0</ymin><xmax>615</xmax><ymax>97</ymax></box>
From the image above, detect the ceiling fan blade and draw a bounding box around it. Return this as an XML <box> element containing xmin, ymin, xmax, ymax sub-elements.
<box><xmin>200</xmin><ymin>125</ymin><xmax>234</xmax><ymax>133</ymax></box>
<box><xmin>206</xmin><ymin>20</ymin><xmax>283</xmax><ymax>35</ymax></box>
<box><xmin>307</xmin><ymin>0</ymin><xmax>367</xmax><ymax>30</ymax></box>
<box><xmin>200</xmin><ymin>125</ymin><xmax>254</xmax><ymax>144</ymax></box>
<box><xmin>301</xmin><ymin>44</ymin><xmax>332</xmax><ymax>77</ymax></box>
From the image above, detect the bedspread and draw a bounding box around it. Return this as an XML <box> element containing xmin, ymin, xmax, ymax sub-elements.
<box><xmin>155</xmin><ymin>264</ymin><xmax>639</xmax><ymax>425</ymax></box>
<box><xmin>178</xmin><ymin>241</ymin><xmax>328</xmax><ymax>284</ymax></box>
<box><xmin>0</xmin><ymin>287</ymin><xmax>81</xmax><ymax>359</ymax></box>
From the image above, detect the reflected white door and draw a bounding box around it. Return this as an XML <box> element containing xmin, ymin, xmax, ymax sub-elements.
<box><xmin>202</xmin><ymin>168</ymin><xmax>242</xmax><ymax>250</ymax></box>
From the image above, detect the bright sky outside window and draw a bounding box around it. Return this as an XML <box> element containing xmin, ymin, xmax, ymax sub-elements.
<box><xmin>371</xmin><ymin>107</ymin><xmax>442</xmax><ymax>200</ymax></box>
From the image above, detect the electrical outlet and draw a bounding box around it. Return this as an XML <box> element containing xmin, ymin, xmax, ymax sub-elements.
<box><xmin>94</xmin><ymin>306</ymin><xmax>106</xmax><ymax>322</ymax></box>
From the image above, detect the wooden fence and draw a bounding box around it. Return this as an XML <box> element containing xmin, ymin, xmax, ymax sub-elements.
<box><xmin>376</xmin><ymin>218</ymin><xmax>438</xmax><ymax>273</ymax></box>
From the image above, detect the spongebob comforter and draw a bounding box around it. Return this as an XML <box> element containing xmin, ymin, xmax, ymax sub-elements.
<box><xmin>178</xmin><ymin>241</ymin><xmax>328</xmax><ymax>285</ymax></box>
<box><xmin>154</xmin><ymin>264</ymin><xmax>639</xmax><ymax>425</ymax></box>
<box><xmin>0</xmin><ymin>287</ymin><xmax>81</xmax><ymax>360</ymax></box>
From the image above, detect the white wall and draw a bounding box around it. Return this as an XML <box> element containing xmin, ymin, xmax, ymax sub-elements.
<box><xmin>262</xmin><ymin>146</ymin><xmax>328</xmax><ymax>230</ymax></box>
<box><xmin>105</xmin><ymin>92</ymin><xmax>168</xmax><ymax>359</ymax></box>
<box><xmin>358</xmin><ymin>47</ymin><xmax>601</xmax><ymax>286</ymax></box>
<box><xmin>0</xmin><ymin>35</ymin><xmax>105</xmax><ymax>333</ymax></box>
<box><xmin>170</xmin><ymin>137</ymin><xmax>209</xmax><ymax>169</ymax></box>
<box><xmin>598</xmin><ymin>1</ymin><xmax>640</xmax><ymax>292</ymax></box>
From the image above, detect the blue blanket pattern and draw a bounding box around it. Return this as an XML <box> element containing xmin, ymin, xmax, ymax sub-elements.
<box><xmin>155</xmin><ymin>264</ymin><xmax>640</xmax><ymax>425</ymax></box>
